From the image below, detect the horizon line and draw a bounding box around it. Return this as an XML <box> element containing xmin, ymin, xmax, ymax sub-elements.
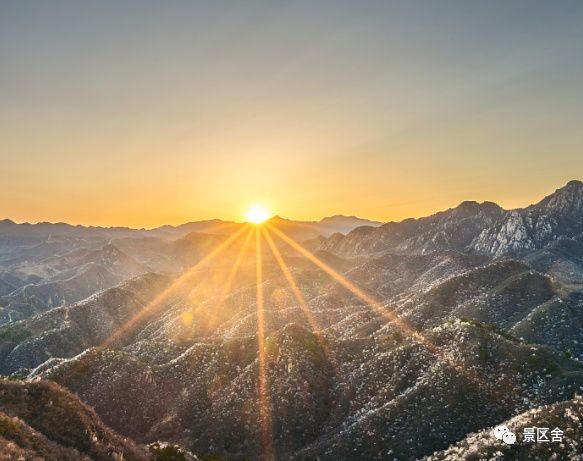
<box><xmin>1</xmin><ymin>178</ymin><xmax>581</xmax><ymax>231</ymax></box>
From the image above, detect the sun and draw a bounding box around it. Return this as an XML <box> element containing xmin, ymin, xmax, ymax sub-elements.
<box><xmin>245</xmin><ymin>205</ymin><xmax>271</xmax><ymax>224</ymax></box>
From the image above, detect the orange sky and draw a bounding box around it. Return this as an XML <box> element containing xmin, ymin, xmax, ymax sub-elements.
<box><xmin>1</xmin><ymin>2</ymin><xmax>582</xmax><ymax>228</ymax></box>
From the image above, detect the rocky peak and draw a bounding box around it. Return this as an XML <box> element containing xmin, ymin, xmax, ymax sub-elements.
<box><xmin>533</xmin><ymin>180</ymin><xmax>583</xmax><ymax>215</ymax></box>
<box><xmin>452</xmin><ymin>200</ymin><xmax>504</xmax><ymax>219</ymax></box>
<box><xmin>566</xmin><ymin>179</ymin><xmax>583</xmax><ymax>188</ymax></box>
<box><xmin>470</xmin><ymin>180</ymin><xmax>583</xmax><ymax>255</ymax></box>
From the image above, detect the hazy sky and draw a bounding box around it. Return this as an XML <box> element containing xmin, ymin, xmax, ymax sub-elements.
<box><xmin>1</xmin><ymin>1</ymin><xmax>583</xmax><ymax>227</ymax></box>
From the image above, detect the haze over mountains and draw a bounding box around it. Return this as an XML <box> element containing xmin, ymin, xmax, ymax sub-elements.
<box><xmin>0</xmin><ymin>215</ymin><xmax>380</xmax><ymax>323</ymax></box>
<box><xmin>1</xmin><ymin>181</ymin><xmax>583</xmax><ymax>460</ymax></box>
<box><xmin>0</xmin><ymin>215</ymin><xmax>381</xmax><ymax>242</ymax></box>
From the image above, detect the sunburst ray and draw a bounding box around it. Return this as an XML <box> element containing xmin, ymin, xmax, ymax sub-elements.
<box><xmin>179</xmin><ymin>225</ymin><xmax>255</xmax><ymax>334</ymax></box>
<box><xmin>219</xmin><ymin>226</ymin><xmax>254</xmax><ymax>300</ymax></box>
<box><xmin>266</xmin><ymin>223</ymin><xmax>435</xmax><ymax>346</ymax></box>
<box><xmin>255</xmin><ymin>227</ymin><xmax>275</xmax><ymax>461</ymax></box>
<box><xmin>101</xmin><ymin>224</ymin><xmax>249</xmax><ymax>348</ymax></box>
<box><xmin>265</xmin><ymin>222</ymin><xmax>492</xmax><ymax>384</ymax></box>
<box><xmin>261</xmin><ymin>226</ymin><xmax>337</xmax><ymax>364</ymax></box>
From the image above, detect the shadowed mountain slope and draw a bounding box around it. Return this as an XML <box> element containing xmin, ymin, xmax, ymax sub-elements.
<box><xmin>424</xmin><ymin>396</ymin><xmax>583</xmax><ymax>461</ymax></box>
<box><xmin>0</xmin><ymin>378</ymin><xmax>150</xmax><ymax>461</ymax></box>
<box><xmin>26</xmin><ymin>320</ymin><xmax>583</xmax><ymax>460</ymax></box>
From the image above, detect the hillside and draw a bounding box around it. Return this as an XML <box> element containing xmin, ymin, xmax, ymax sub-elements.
<box><xmin>0</xmin><ymin>378</ymin><xmax>150</xmax><ymax>461</ymax></box>
<box><xmin>424</xmin><ymin>396</ymin><xmax>583</xmax><ymax>460</ymax></box>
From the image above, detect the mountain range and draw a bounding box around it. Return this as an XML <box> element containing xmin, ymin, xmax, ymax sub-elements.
<box><xmin>1</xmin><ymin>181</ymin><xmax>583</xmax><ymax>460</ymax></box>
<box><xmin>0</xmin><ymin>215</ymin><xmax>381</xmax><ymax>244</ymax></box>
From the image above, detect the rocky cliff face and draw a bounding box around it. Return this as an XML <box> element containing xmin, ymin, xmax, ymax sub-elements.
<box><xmin>471</xmin><ymin>180</ymin><xmax>583</xmax><ymax>255</ymax></box>
<box><xmin>322</xmin><ymin>180</ymin><xmax>583</xmax><ymax>258</ymax></box>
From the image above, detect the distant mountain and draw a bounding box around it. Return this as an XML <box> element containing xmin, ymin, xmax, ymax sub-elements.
<box><xmin>0</xmin><ymin>273</ymin><xmax>173</xmax><ymax>375</ymax></box>
<box><xmin>0</xmin><ymin>243</ymin><xmax>147</xmax><ymax>325</ymax></box>
<box><xmin>0</xmin><ymin>263</ymin><xmax>121</xmax><ymax>324</ymax></box>
<box><xmin>321</xmin><ymin>200</ymin><xmax>505</xmax><ymax>256</ymax></box>
<box><xmin>321</xmin><ymin>180</ymin><xmax>583</xmax><ymax>258</ymax></box>
<box><xmin>149</xmin><ymin>219</ymin><xmax>237</xmax><ymax>238</ymax></box>
<box><xmin>472</xmin><ymin>180</ymin><xmax>583</xmax><ymax>255</ymax></box>
<box><xmin>305</xmin><ymin>215</ymin><xmax>382</xmax><ymax>235</ymax></box>
<box><xmin>0</xmin><ymin>218</ymin><xmax>149</xmax><ymax>245</ymax></box>
<box><xmin>0</xmin><ymin>214</ymin><xmax>380</xmax><ymax>247</ymax></box>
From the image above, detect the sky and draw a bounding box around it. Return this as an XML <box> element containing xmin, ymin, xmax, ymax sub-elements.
<box><xmin>1</xmin><ymin>1</ymin><xmax>583</xmax><ymax>227</ymax></box>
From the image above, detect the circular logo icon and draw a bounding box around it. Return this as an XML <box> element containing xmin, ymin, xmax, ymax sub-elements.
<box><xmin>502</xmin><ymin>431</ymin><xmax>516</xmax><ymax>445</ymax></box>
<box><xmin>493</xmin><ymin>425</ymin><xmax>509</xmax><ymax>440</ymax></box>
<box><xmin>493</xmin><ymin>425</ymin><xmax>516</xmax><ymax>445</ymax></box>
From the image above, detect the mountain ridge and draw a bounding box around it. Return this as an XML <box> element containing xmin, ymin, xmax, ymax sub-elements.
<box><xmin>0</xmin><ymin>214</ymin><xmax>381</xmax><ymax>240</ymax></box>
<box><xmin>321</xmin><ymin>180</ymin><xmax>583</xmax><ymax>257</ymax></box>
